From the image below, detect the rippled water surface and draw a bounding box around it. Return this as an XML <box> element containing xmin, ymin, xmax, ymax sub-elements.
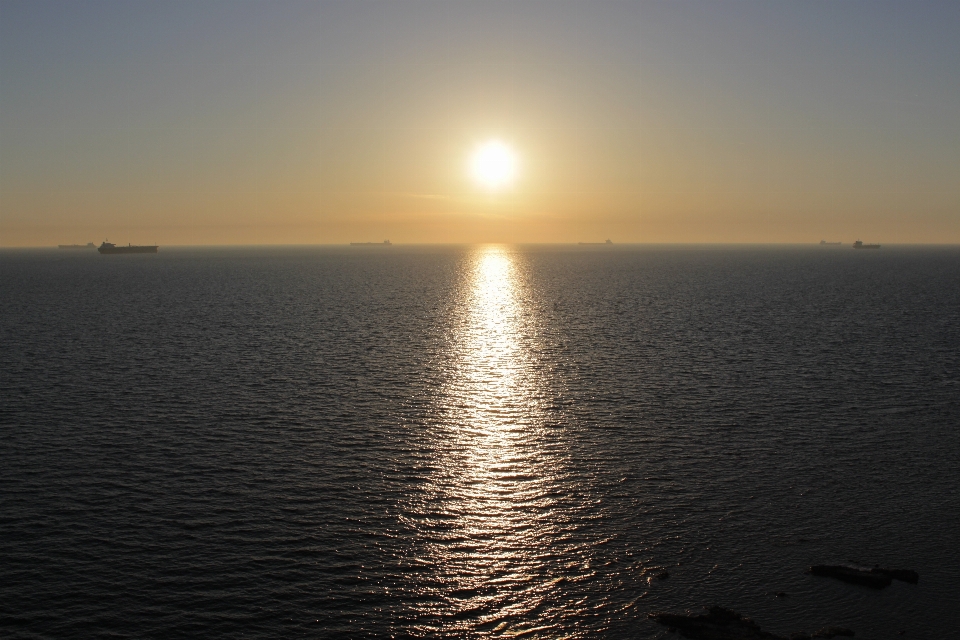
<box><xmin>2</xmin><ymin>245</ymin><xmax>959</xmax><ymax>639</ymax></box>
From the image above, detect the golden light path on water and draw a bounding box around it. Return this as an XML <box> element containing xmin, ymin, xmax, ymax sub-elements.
<box><xmin>403</xmin><ymin>246</ymin><xmax>610</xmax><ymax>636</ymax></box>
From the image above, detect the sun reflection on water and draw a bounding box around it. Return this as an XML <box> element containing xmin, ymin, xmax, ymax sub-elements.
<box><xmin>403</xmin><ymin>246</ymin><xmax>589</xmax><ymax>636</ymax></box>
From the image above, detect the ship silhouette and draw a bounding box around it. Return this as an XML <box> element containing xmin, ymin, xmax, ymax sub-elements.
<box><xmin>98</xmin><ymin>241</ymin><xmax>158</xmax><ymax>254</ymax></box>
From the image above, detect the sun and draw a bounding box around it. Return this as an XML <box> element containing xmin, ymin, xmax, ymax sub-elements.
<box><xmin>469</xmin><ymin>140</ymin><xmax>518</xmax><ymax>190</ymax></box>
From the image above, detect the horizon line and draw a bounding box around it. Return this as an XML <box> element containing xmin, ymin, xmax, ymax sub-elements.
<box><xmin>5</xmin><ymin>241</ymin><xmax>960</xmax><ymax>250</ymax></box>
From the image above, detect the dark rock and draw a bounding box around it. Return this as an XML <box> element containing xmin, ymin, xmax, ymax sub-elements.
<box><xmin>808</xmin><ymin>565</ymin><xmax>891</xmax><ymax>589</ymax></box>
<box><xmin>871</xmin><ymin>567</ymin><xmax>919</xmax><ymax>584</ymax></box>
<box><xmin>812</xmin><ymin>627</ymin><xmax>854</xmax><ymax>638</ymax></box>
<box><xmin>648</xmin><ymin>606</ymin><xmax>785</xmax><ymax>639</ymax></box>
<box><xmin>645</xmin><ymin>568</ymin><xmax>670</xmax><ymax>583</ymax></box>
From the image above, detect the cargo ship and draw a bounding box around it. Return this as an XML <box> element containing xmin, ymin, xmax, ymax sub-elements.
<box><xmin>578</xmin><ymin>239</ymin><xmax>613</xmax><ymax>245</ymax></box>
<box><xmin>350</xmin><ymin>240</ymin><xmax>392</xmax><ymax>246</ymax></box>
<box><xmin>852</xmin><ymin>240</ymin><xmax>880</xmax><ymax>249</ymax></box>
<box><xmin>98</xmin><ymin>241</ymin><xmax>158</xmax><ymax>254</ymax></box>
<box><xmin>59</xmin><ymin>243</ymin><xmax>96</xmax><ymax>249</ymax></box>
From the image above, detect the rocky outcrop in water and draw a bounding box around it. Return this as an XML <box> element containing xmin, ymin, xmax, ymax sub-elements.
<box><xmin>648</xmin><ymin>606</ymin><xmax>785</xmax><ymax>639</ymax></box>
<box><xmin>808</xmin><ymin>564</ymin><xmax>919</xmax><ymax>588</ymax></box>
<box><xmin>871</xmin><ymin>567</ymin><xmax>919</xmax><ymax>584</ymax></box>
<box><xmin>648</xmin><ymin>561</ymin><xmax>917</xmax><ymax>638</ymax></box>
<box><xmin>808</xmin><ymin>565</ymin><xmax>890</xmax><ymax>588</ymax></box>
<box><xmin>648</xmin><ymin>607</ymin><xmax>857</xmax><ymax>640</ymax></box>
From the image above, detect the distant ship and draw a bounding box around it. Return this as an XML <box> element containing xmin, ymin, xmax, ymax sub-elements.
<box><xmin>59</xmin><ymin>243</ymin><xmax>96</xmax><ymax>249</ymax></box>
<box><xmin>819</xmin><ymin>240</ymin><xmax>842</xmax><ymax>245</ymax></box>
<box><xmin>98</xmin><ymin>241</ymin><xmax>158</xmax><ymax>254</ymax></box>
<box><xmin>350</xmin><ymin>240</ymin><xmax>392</xmax><ymax>246</ymax></box>
<box><xmin>852</xmin><ymin>240</ymin><xmax>880</xmax><ymax>249</ymax></box>
<box><xmin>578</xmin><ymin>239</ymin><xmax>613</xmax><ymax>245</ymax></box>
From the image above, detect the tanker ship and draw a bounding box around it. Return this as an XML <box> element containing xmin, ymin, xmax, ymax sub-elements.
<box><xmin>98</xmin><ymin>241</ymin><xmax>158</xmax><ymax>254</ymax></box>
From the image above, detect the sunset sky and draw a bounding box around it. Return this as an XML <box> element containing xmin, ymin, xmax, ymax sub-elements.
<box><xmin>2</xmin><ymin>0</ymin><xmax>958</xmax><ymax>246</ymax></box>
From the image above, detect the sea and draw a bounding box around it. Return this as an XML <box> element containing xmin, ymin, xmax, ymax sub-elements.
<box><xmin>1</xmin><ymin>244</ymin><xmax>958</xmax><ymax>639</ymax></box>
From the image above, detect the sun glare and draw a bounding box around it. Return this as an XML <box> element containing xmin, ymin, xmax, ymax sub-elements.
<box><xmin>470</xmin><ymin>140</ymin><xmax>518</xmax><ymax>190</ymax></box>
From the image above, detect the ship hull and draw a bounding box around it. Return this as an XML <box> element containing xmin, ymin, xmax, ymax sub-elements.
<box><xmin>98</xmin><ymin>246</ymin><xmax>158</xmax><ymax>254</ymax></box>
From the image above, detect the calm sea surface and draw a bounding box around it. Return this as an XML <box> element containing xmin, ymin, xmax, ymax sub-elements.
<box><xmin>2</xmin><ymin>245</ymin><xmax>958</xmax><ymax>639</ymax></box>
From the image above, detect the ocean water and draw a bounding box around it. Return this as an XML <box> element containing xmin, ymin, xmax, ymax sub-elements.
<box><xmin>1</xmin><ymin>244</ymin><xmax>958</xmax><ymax>639</ymax></box>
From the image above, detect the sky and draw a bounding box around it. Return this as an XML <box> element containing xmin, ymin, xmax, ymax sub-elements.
<box><xmin>1</xmin><ymin>0</ymin><xmax>958</xmax><ymax>246</ymax></box>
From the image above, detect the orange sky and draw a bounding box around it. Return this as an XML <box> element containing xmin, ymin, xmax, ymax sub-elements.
<box><xmin>2</xmin><ymin>1</ymin><xmax>958</xmax><ymax>246</ymax></box>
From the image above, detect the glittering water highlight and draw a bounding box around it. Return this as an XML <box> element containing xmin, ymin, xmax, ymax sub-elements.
<box><xmin>402</xmin><ymin>246</ymin><xmax>589</xmax><ymax>635</ymax></box>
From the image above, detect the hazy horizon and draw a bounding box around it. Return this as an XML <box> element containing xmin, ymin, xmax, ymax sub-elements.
<box><xmin>2</xmin><ymin>0</ymin><xmax>959</xmax><ymax>247</ymax></box>
<box><xmin>9</xmin><ymin>241</ymin><xmax>960</xmax><ymax>249</ymax></box>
